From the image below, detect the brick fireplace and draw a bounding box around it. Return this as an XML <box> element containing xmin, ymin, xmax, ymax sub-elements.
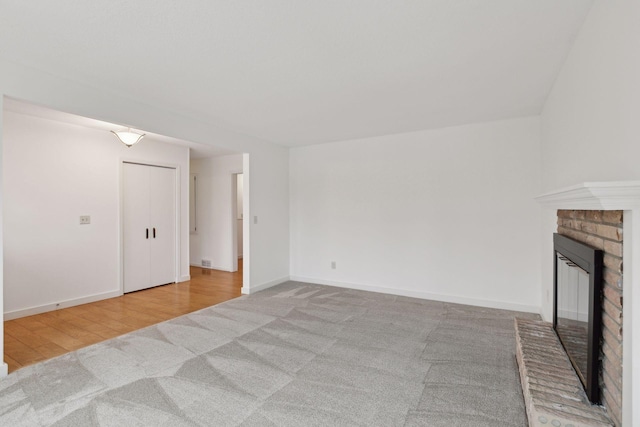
<box><xmin>536</xmin><ymin>182</ymin><xmax>640</xmax><ymax>426</ymax></box>
<box><xmin>556</xmin><ymin>209</ymin><xmax>623</xmax><ymax>426</ymax></box>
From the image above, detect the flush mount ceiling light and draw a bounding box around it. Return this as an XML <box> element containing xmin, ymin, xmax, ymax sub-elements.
<box><xmin>111</xmin><ymin>128</ymin><xmax>145</xmax><ymax>147</ymax></box>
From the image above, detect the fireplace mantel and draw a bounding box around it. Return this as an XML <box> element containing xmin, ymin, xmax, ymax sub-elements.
<box><xmin>536</xmin><ymin>181</ymin><xmax>640</xmax><ymax>210</ymax></box>
<box><xmin>536</xmin><ymin>181</ymin><xmax>639</xmax><ymax>427</ymax></box>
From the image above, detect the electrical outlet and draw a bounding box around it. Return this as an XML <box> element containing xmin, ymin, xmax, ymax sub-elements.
<box><xmin>80</xmin><ymin>215</ymin><xmax>91</xmax><ymax>225</ymax></box>
<box><xmin>253</xmin><ymin>215</ymin><xmax>258</xmax><ymax>224</ymax></box>
<box><xmin>331</xmin><ymin>261</ymin><xmax>336</xmax><ymax>269</ymax></box>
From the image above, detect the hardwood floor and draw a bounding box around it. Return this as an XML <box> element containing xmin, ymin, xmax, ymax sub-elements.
<box><xmin>3</xmin><ymin>262</ymin><xmax>242</xmax><ymax>373</ymax></box>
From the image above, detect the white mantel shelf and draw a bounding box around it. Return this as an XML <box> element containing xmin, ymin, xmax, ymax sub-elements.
<box><xmin>536</xmin><ymin>181</ymin><xmax>640</xmax><ymax>210</ymax></box>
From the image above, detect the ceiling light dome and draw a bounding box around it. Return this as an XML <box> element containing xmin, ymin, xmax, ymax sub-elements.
<box><xmin>111</xmin><ymin>129</ymin><xmax>145</xmax><ymax>147</ymax></box>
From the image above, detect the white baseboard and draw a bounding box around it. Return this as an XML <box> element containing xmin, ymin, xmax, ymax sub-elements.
<box><xmin>0</xmin><ymin>362</ymin><xmax>8</xmax><ymax>378</ymax></box>
<box><xmin>3</xmin><ymin>290</ymin><xmax>123</xmax><ymax>321</ymax></box>
<box><xmin>179</xmin><ymin>274</ymin><xmax>191</xmax><ymax>282</ymax></box>
<box><xmin>289</xmin><ymin>275</ymin><xmax>540</xmax><ymax>314</ymax></box>
<box><xmin>242</xmin><ymin>275</ymin><xmax>290</xmax><ymax>295</ymax></box>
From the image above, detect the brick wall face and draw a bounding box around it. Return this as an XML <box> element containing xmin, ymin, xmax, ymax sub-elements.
<box><xmin>557</xmin><ymin>210</ymin><xmax>623</xmax><ymax>427</ymax></box>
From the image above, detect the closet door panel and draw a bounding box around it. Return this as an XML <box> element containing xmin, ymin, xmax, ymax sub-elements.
<box><xmin>149</xmin><ymin>166</ymin><xmax>176</xmax><ymax>287</ymax></box>
<box><xmin>123</xmin><ymin>163</ymin><xmax>152</xmax><ymax>293</ymax></box>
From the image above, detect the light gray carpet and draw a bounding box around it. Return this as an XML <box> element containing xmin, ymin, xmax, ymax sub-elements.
<box><xmin>0</xmin><ymin>281</ymin><xmax>539</xmax><ymax>426</ymax></box>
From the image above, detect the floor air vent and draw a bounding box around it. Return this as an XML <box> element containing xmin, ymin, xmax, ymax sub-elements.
<box><xmin>201</xmin><ymin>259</ymin><xmax>211</xmax><ymax>268</ymax></box>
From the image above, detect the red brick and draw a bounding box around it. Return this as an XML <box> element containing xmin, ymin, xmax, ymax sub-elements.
<box><xmin>602</xmin><ymin>357</ymin><xmax>622</xmax><ymax>390</ymax></box>
<box><xmin>602</xmin><ymin>344</ymin><xmax>622</xmax><ymax>371</ymax></box>
<box><xmin>604</xmin><ymin>240</ymin><xmax>623</xmax><ymax>257</ymax></box>
<box><xmin>558</xmin><ymin>209</ymin><xmax>587</xmax><ymax>219</ymax></box>
<box><xmin>602</xmin><ymin>311</ymin><xmax>622</xmax><ymax>341</ymax></box>
<box><xmin>602</xmin><ymin>210</ymin><xmax>623</xmax><ymax>225</ymax></box>
<box><xmin>602</xmin><ymin>327</ymin><xmax>622</xmax><ymax>357</ymax></box>
<box><xmin>603</xmin><ymin>298</ymin><xmax>622</xmax><ymax>322</ymax></box>
<box><xmin>584</xmin><ymin>234</ymin><xmax>605</xmax><ymax>250</ymax></box>
<box><xmin>563</xmin><ymin>209</ymin><xmax>579</xmax><ymax>218</ymax></box>
<box><xmin>601</xmin><ymin>386</ymin><xmax>622</xmax><ymax>427</ymax></box>
<box><xmin>603</xmin><ymin>255</ymin><xmax>622</xmax><ymax>274</ymax></box>
<box><xmin>602</xmin><ymin>373</ymin><xmax>623</xmax><ymax>401</ymax></box>
<box><xmin>602</xmin><ymin>378</ymin><xmax>623</xmax><ymax>417</ymax></box>
<box><xmin>558</xmin><ymin>227</ymin><xmax>583</xmax><ymax>242</ymax></box>
<box><xmin>604</xmin><ymin>268</ymin><xmax>622</xmax><ymax>289</ymax></box>
<box><xmin>586</xmin><ymin>210</ymin><xmax>603</xmax><ymax>221</ymax></box>
<box><xmin>564</xmin><ymin>229</ymin><xmax>584</xmax><ymax>242</ymax></box>
<box><xmin>579</xmin><ymin>220</ymin><xmax>598</xmax><ymax>234</ymax></box>
<box><xmin>558</xmin><ymin>218</ymin><xmax>576</xmax><ymax>230</ymax></box>
<box><xmin>603</xmin><ymin>285</ymin><xmax>623</xmax><ymax>309</ymax></box>
<box><xmin>596</xmin><ymin>224</ymin><xmax>623</xmax><ymax>241</ymax></box>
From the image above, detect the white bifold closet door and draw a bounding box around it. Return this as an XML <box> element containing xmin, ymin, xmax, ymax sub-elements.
<box><xmin>123</xmin><ymin>162</ymin><xmax>176</xmax><ymax>293</ymax></box>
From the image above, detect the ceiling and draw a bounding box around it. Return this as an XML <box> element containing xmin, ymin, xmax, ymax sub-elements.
<box><xmin>0</xmin><ymin>1</ymin><xmax>594</xmax><ymax>147</ymax></box>
<box><xmin>3</xmin><ymin>97</ymin><xmax>234</xmax><ymax>159</ymax></box>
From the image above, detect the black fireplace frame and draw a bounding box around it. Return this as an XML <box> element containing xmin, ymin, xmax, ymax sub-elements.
<box><xmin>553</xmin><ymin>233</ymin><xmax>603</xmax><ymax>403</ymax></box>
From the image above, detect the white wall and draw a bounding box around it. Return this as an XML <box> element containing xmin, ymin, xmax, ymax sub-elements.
<box><xmin>247</xmin><ymin>147</ymin><xmax>290</xmax><ymax>292</ymax></box>
<box><xmin>541</xmin><ymin>0</ymin><xmax>640</xmax><ymax>191</ymax></box>
<box><xmin>2</xmin><ymin>110</ymin><xmax>190</xmax><ymax>317</ymax></box>
<box><xmin>291</xmin><ymin>116</ymin><xmax>542</xmax><ymax>312</ymax></box>
<box><xmin>189</xmin><ymin>154</ymin><xmax>243</xmax><ymax>271</ymax></box>
<box><xmin>539</xmin><ymin>1</ymin><xmax>640</xmax><ymax>424</ymax></box>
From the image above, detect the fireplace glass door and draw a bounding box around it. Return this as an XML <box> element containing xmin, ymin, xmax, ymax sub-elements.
<box><xmin>553</xmin><ymin>233</ymin><xmax>603</xmax><ymax>403</ymax></box>
<box><xmin>556</xmin><ymin>253</ymin><xmax>589</xmax><ymax>382</ymax></box>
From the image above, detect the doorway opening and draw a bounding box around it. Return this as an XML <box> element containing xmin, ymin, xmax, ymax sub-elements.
<box><xmin>232</xmin><ymin>173</ymin><xmax>244</xmax><ymax>272</ymax></box>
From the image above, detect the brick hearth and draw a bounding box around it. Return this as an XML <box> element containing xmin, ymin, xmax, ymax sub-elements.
<box><xmin>515</xmin><ymin>318</ymin><xmax>613</xmax><ymax>427</ymax></box>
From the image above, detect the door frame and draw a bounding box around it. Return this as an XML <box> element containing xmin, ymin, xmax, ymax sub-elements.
<box><xmin>119</xmin><ymin>159</ymin><xmax>181</xmax><ymax>294</ymax></box>
<box><xmin>231</xmin><ymin>172</ymin><xmax>243</xmax><ymax>272</ymax></box>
